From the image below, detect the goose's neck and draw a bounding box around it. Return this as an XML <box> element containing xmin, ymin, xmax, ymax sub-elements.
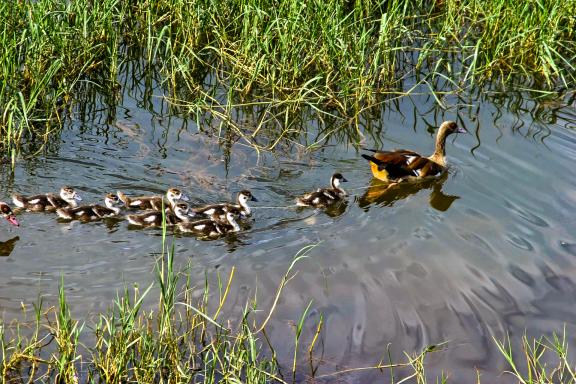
<box><xmin>429</xmin><ymin>130</ymin><xmax>448</xmax><ymax>166</ymax></box>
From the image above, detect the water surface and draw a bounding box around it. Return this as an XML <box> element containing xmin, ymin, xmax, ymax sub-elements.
<box><xmin>1</xmin><ymin>84</ymin><xmax>576</xmax><ymax>382</ymax></box>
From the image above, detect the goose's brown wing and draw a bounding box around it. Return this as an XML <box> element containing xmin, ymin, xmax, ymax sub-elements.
<box><xmin>406</xmin><ymin>157</ymin><xmax>444</xmax><ymax>177</ymax></box>
<box><xmin>361</xmin><ymin>152</ymin><xmax>421</xmax><ymax>180</ymax></box>
<box><xmin>363</xmin><ymin>149</ymin><xmax>445</xmax><ymax>180</ymax></box>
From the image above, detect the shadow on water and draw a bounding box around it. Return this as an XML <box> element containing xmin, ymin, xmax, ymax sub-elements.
<box><xmin>0</xmin><ymin>236</ymin><xmax>20</xmax><ymax>257</ymax></box>
<box><xmin>358</xmin><ymin>172</ymin><xmax>459</xmax><ymax>212</ymax></box>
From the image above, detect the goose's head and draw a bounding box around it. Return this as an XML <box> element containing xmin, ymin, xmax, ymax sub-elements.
<box><xmin>438</xmin><ymin>121</ymin><xmax>467</xmax><ymax>138</ymax></box>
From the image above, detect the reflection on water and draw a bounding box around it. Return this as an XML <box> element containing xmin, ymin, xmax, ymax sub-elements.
<box><xmin>1</xmin><ymin>73</ymin><xmax>576</xmax><ymax>382</ymax></box>
<box><xmin>0</xmin><ymin>236</ymin><xmax>19</xmax><ymax>257</ymax></box>
<box><xmin>358</xmin><ymin>172</ymin><xmax>460</xmax><ymax>212</ymax></box>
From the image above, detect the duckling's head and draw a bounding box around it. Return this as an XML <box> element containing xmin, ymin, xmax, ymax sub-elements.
<box><xmin>105</xmin><ymin>193</ymin><xmax>121</xmax><ymax>207</ymax></box>
<box><xmin>61</xmin><ymin>186</ymin><xmax>82</xmax><ymax>202</ymax></box>
<box><xmin>238</xmin><ymin>190</ymin><xmax>258</xmax><ymax>205</ymax></box>
<box><xmin>173</xmin><ymin>202</ymin><xmax>191</xmax><ymax>219</ymax></box>
<box><xmin>167</xmin><ymin>187</ymin><xmax>189</xmax><ymax>202</ymax></box>
<box><xmin>331</xmin><ymin>173</ymin><xmax>348</xmax><ymax>188</ymax></box>
<box><xmin>223</xmin><ymin>208</ymin><xmax>241</xmax><ymax>231</ymax></box>
<box><xmin>0</xmin><ymin>202</ymin><xmax>19</xmax><ymax>226</ymax></box>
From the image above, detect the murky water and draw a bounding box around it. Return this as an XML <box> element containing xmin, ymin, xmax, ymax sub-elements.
<box><xmin>1</xmin><ymin>82</ymin><xmax>576</xmax><ymax>381</ymax></box>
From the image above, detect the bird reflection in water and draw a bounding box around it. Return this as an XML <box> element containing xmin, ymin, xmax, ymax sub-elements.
<box><xmin>0</xmin><ymin>236</ymin><xmax>20</xmax><ymax>257</ymax></box>
<box><xmin>358</xmin><ymin>172</ymin><xmax>459</xmax><ymax>212</ymax></box>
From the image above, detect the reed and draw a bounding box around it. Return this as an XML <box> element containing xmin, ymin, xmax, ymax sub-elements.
<box><xmin>0</xmin><ymin>239</ymin><xmax>575</xmax><ymax>382</ymax></box>
<box><xmin>2</xmin><ymin>0</ymin><xmax>574</xmax><ymax>152</ymax></box>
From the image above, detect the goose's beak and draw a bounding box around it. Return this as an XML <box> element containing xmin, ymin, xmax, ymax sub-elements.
<box><xmin>6</xmin><ymin>215</ymin><xmax>19</xmax><ymax>227</ymax></box>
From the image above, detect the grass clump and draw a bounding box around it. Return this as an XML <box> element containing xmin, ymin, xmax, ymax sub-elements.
<box><xmin>2</xmin><ymin>0</ymin><xmax>575</xmax><ymax>153</ymax></box>
<box><xmin>2</xmin><ymin>248</ymin><xmax>576</xmax><ymax>383</ymax></box>
<box><xmin>495</xmin><ymin>330</ymin><xmax>576</xmax><ymax>384</ymax></box>
<box><xmin>0</xmin><ymin>240</ymin><xmax>448</xmax><ymax>383</ymax></box>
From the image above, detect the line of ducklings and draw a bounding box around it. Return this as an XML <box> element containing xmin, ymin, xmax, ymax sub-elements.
<box><xmin>1</xmin><ymin>173</ymin><xmax>348</xmax><ymax>237</ymax></box>
<box><xmin>10</xmin><ymin>187</ymin><xmax>259</xmax><ymax>237</ymax></box>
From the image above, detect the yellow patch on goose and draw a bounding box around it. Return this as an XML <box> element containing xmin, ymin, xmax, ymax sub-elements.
<box><xmin>369</xmin><ymin>162</ymin><xmax>389</xmax><ymax>182</ymax></box>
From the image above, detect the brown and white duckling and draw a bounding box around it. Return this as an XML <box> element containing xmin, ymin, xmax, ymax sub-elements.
<box><xmin>126</xmin><ymin>202</ymin><xmax>193</xmax><ymax>227</ymax></box>
<box><xmin>56</xmin><ymin>193</ymin><xmax>123</xmax><ymax>220</ymax></box>
<box><xmin>0</xmin><ymin>202</ymin><xmax>19</xmax><ymax>226</ymax></box>
<box><xmin>192</xmin><ymin>190</ymin><xmax>257</xmax><ymax>219</ymax></box>
<box><xmin>12</xmin><ymin>186</ymin><xmax>82</xmax><ymax>211</ymax></box>
<box><xmin>117</xmin><ymin>187</ymin><xmax>188</xmax><ymax>210</ymax></box>
<box><xmin>177</xmin><ymin>210</ymin><xmax>240</xmax><ymax>237</ymax></box>
<box><xmin>296</xmin><ymin>173</ymin><xmax>348</xmax><ymax>208</ymax></box>
<box><xmin>361</xmin><ymin>120</ymin><xmax>467</xmax><ymax>182</ymax></box>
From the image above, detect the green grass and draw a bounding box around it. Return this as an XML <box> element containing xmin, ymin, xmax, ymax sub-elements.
<box><xmin>0</xmin><ymin>239</ymin><xmax>447</xmax><ymax>383</ymax></box>
<box><xmin>2</xmin><ymin>0</ymin><xmax>575</xmax><ymax>153</ymax></box>
<box><xmin>2</xmin><ymin>240</ymin><xmax>576</xmax><ymax>383</ymax></box>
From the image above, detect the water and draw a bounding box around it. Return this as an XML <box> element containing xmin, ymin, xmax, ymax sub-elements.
<box><xmin>1</xmin><ymin>83</ymin><xmax>576</xmax><ymax>381</ymax></box>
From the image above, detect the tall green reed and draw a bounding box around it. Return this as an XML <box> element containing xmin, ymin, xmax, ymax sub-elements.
<box><xmin>3</xmin><ymin>0</ymin><xmax>574</xmax><ymax>153</ymax></box>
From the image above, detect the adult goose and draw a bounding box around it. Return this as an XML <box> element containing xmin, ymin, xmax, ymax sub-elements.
<box><xmin>361</xmin><ymin>121</ymin><xmax>466</xmax><ymax>182</ymax></box>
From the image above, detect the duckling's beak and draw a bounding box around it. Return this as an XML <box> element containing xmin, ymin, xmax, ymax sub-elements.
<box><xmin>6</xmin><ymin>215</ymin><xmax>19</xmax><ymax>227</ymax></box>
<box><xmin>457</xmin><ymin>127</ymin><xmax>468</xmax><ymax>134</ymax></box>
<box><xmin>251</xmin><ymin>196</ymin><xmax>258</xmax><ymax>202</ymax></box>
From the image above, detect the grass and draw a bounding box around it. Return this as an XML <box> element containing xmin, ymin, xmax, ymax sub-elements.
<box><xmin>2</xmin><ymin>0</ymin><xmax>575</xmax><ymax>155</ymax></box>
<box><xmin>2</xmin><ymin>238</ymin><xmax>576</xmax><ymax>383</ymax></box>
<box><xmin>0</xmin><ymin>236</ymin><xmax>450</xmax><ymax>383</ymax></box>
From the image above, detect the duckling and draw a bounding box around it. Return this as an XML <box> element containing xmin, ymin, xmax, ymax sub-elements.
<box><xmin>12</xmin><ymin>186</ymin><xmax>82</xmax><ymax>211</ymax></box>
<box><xmin>117</xmin><ymin>187</ymin><xmax>188</xmax><ymax>210</ymax></box>
<box><xmin>56</xmin><ymin>193</ymin><xmax>123</xmax><ymax>221</ymax></box>
<box><xmin>192</xmin><ymin>190</ymin><xmax>257</xmax><ymax>219</ymax></box>
<box><xmin>361</xmin><ymin>120</ymin><xmax>467</xmax><ymax>182</ymax></box>
<box><xmin>0</xmin><ymin>202</ymin><xmax>19</xmax><ymax>226</ymax></box>
<box><xmin>296</xmin><ymin>173</ymin><xmax>348</xmax><ymax>208</ymax></box>
<box><xmin>177</xmin><ymin>210</ymin><xmax>240</xmax><ymax>237</ymax></box>
<box><xmin>126</xmin><ymin>202</ymin><xmax>193</xmax><ymax>227</ymax></box>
